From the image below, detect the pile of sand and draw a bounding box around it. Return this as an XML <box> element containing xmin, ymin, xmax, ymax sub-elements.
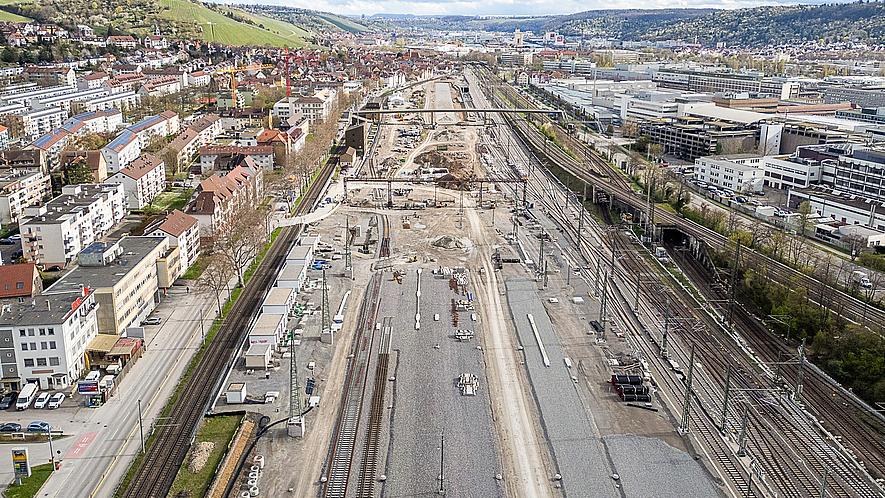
<box><xmin>431</xmin><ymin>235</ymin><xmax>463</xmax><ymax>249</ymax></box>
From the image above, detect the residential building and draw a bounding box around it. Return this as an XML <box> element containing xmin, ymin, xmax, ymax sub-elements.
<box><xmin>137</xmin><ymin>75</ymin><xmax>181</xmax><ymax>97</ymax></box>
<box><xmin>29</xmin><ymin>87</ymin><xmax>108</xmax><ymax>113</ymax></box>
<box><xmin>20</xmin><ymin>183</ymin><xmax>126</xmax><ymax>265</ymax></box>
<box><xmin>106</xmin><ymin>35</ymin><xmax>137</xmax><ymax>49</ymax></box>
<box><xmin>102</xmin><ymin>74</ymin><xmax>146</xmax><ymax>94</ymax></box>
<box><xmin>48</xmin><ymin>237</ymin><xmax>168</xmax><ymax>334</ymax></box>
<box><xmin>143</xmin><ymin>35</ymin><xmax>168</xmax><ymax>50</ymax></box>
<box><xmin>76</xmin><ymin>72</ymin><xmax>109</xmax><ymax>90</ymax></box>
<box><xmin>0</xmin><ymin>149</ymin><xmax>44</xmax><ymax>172</ymax></box>
<box><xmin>0</xmin><ymin>263</ymin><xmax>42</xmax><ymax>303</ymax></box>
<box><xmin>694</xmin><ymin>155</ymin><xmax>764</xmax><ymax>193</ymax></box>
<box><xmin>0</xmin><ymin>287</ymin><xmax>98</xmax><ymax>390</ymax></box>
<box><xmin>126</xmin><ymin>110</ymin><xmax>179</xmax><ymax>144</ymax></box>
<box><xmin>199</xmin><ymin>145</ymin><xmax>273</xmax><ymax>173</ymax></box>
<box><xmin>101</xmin><ymin>129</ymin><xmax>141</xmax><ymax>174</ymax></box>
<box><xmin>272</xmin><ymin>89</ymin><xmax>336</xmax><ymax>124</ymax></box>
<box><xmin>105</xmin><ymin>153</ymin><xmax>166</xmax><ymax>209</ymax></box>
<box><xmin>71</xmin><ymin>91</ymin><xmax>140</xmax><ymax>113</ymax></box>
<box><xmin>22</xmin><ymin>66</ymin><xmax>76</xmax><ymax>87</ymax></box>
<box><xmin>187</xmin><ymin>71</ymin><xmax>210</xmax><ymax>87</ymax></box>
<box><xmin>20</xmin><ymin>107</ymin><xmax>66</xmax><ymax>140</ymax></box>
<box><xmin>168</xmin><ymin>113</ymin><xmax>221</xmax><ymax>170</ymax></box>
<box><xmin>0</xmin><ymin>125</ymin><xmax>8</xmax><ymax>150</ymax></box>
<box><xmin>0</xmin><ymin>169</ymin><xmax>51</xmax><ymax>223</ymax></box>
<box><xmin>185</xmin><ymin>162</ymin><xmax>263</xmax><ymax>240</ymax></box>
<box><xmin>69</xmin><ymin>108</ymin><xmax>123</xmax><ymax>134</ymax></box>
<box><xmin>144</xmin><ymin>209</ymin><xmax>201</xmax><ymax>271</ymax></box>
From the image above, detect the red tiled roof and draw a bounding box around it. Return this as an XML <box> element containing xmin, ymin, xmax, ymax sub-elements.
<box><xmin>0</xmin><ymin>263</ymin><xmax>38</xmax><ymax>299</ymax></box>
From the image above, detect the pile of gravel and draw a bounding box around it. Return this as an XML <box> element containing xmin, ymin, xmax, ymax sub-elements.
<box><xmin>188</xmin><ymin>441</ymin><xmax>215</xmax><ymax>474</ymax></box>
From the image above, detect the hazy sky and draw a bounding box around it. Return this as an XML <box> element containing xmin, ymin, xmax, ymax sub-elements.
<box><xmin>244</xmin><ymin>0</ymin><xmax>844</xmax><ymax>17</ymax></box>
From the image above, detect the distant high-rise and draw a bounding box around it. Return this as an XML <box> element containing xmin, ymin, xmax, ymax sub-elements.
<box><xmin>513</xmin><ymin>30</ymin><xmax>524</xmax><ymax>48</ymax></box>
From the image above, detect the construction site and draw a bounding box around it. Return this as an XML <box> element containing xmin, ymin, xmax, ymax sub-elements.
<box><xmin>197</xmin><ymin>69</ymin><xmax>885</xmax><ymax>498</ymax></box>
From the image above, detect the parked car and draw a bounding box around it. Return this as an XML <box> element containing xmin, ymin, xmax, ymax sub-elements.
<box><xmin>142</xmin><ymin>317</ymin><xmax>162</xmax><ymax>326</ymax></box>
<box><xmin>0</xmin><ymin>238</ymin><xmax>13</xmax><ymax>245</ymax></box>
<box><xmin>46</xmin><ymin>265</ymin><xmax>62</xmax><ymax>272</ymax></box>
<box><xmin>10</xmin><ymin>250</ymin><xmax>21</xmax><ymax>259</ymax></box>
<box><xmin>33</xmin><ymin>392</ymin><xmax>50</xmax><ymax>409</ymax></box>
<box><xmin>0</xmin><ymin>423</ymin><xmax>21</xmax><ymax>432</ymax></box>
<box><xmin>9</xmin><ymin>234</ymin><xmax>20</xmax><ymax>240</ymax></box>
<box><xmin>26</xmin><ymin>421</ymin><xmax>51</xmax><ymax>432</ymax></box>
<box><xmin>0</xmin><ymin>392</ymin><xmax>16</xmax><ymax>410</ymax></box>
<box><xmin>48</xmin><ymin>393</ymin><xmax>65</xmax><ymax>409</ymax></box>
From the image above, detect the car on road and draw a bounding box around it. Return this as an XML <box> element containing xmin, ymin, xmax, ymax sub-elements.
<box><xmin>0</xmin><ymin>423</ymin><xmax>20</xmax><ymax>432</ymax></box>
<box><xmin>46</xmin><ymin>265</ymin><xmax>61</xmax><ymax>272</ymax></box>
<box><xmin>26</xmin><ymin>421</ymin><xmax>51</xmax><ymax>432</ymax></box>
<box><xmin>9</xmin><ymin>234</ymin><xmax>20</xmax><ymax>240</ymax></box>
<box><xmin>0</xmin><ymin>392</ymin><xmax>16</xmax><ymax>410</ymax></box>
<box><xmin>0</xmin><ymin>238</ymin><xmax>13</xmax><ymax>245</ymax></box>
<box><xmin>48</xmin><ymin>393</ymin><xmax>65</xmax><ymax>409</ymax></box>
<box><xmin>142</xmin><ymin>317</ymin><xmax>162</xmax><ymax>326</ymax></box>
<box><xmin>33</xmin><ymin>392</ymin><xmax>50</xmax><ymax>409</ymax></box>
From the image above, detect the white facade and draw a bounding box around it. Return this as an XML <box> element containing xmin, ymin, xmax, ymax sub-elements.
<box><xmin>104</xmin><ymin>153</ymin><xmax>166</xmax><ymax>209</ymax></box>
<box><xmin>21</xmin><ymin>106</ymin><xmax>66</xmax><ymax>140</ymax></box>
<box><xmin>0</xmin><ymin>170</ymin><xmax>51</xmax><ymax>224</ymax></box>
<box><xmin>20</xmin><ymin>184</ymin><xmax>127</xmax><ymax>265</ymax></box>
<box><xmin>694</xmin><ymin>156</ymin><xmax>764</xmax><ymax>193</ymax></box>
<box><xmin>619</xmin><ymin>93</ymin><xmax>680</xmax><ymax>121</ymax></box>
<box><xmin>74</xmin><ymin>91</ymin><xmax>140</xmax><ymax>113</ymax></box>
<box><xmin>145</xmin><ymin>209</ymin><xmax>201</xmax><ymax>271</ymax></box>
<box><xmin>101</xmin><ymin>129</ymin><xmax>142</xmax><ymax>174</ymax></box>
<box><xmin>761</xmin><ymin>156</ymin><xmax>822</xmax><ymax>190</ymax></box>
<box><xmin>70</xmin><ymin>108</ymin><xmax>124</xmax><ymax>134</ymax></box>
<box><xmin>1</xmin><ymin>290</ymin><xmax>99</xmax><ymax>390</ymax></box>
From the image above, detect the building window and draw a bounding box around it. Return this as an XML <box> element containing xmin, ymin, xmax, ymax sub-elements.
<box><xmin>27</xmin><ymin>329</ymin><xmax>34</xmax><ymax>336</ymax></box>
<box><xmin>39</xmin><ymin>328</ymin><xmax>45</xmax><ymax>335</ymax></box>
<box><xmin>40</xmin><ymin>342</ymin><xmax>46</xmax><ymax>350</ymax></box>
<box><xmin>48</xmin><ymin>328</ymin><xmax>54</xmax><ymax>335</ymax></box>
<box><xmin>36</xmin><ymin>358</ymin><xmax>46</xmax><ymax>366</ymax></box>
<box><xmin>16</xmin><ymin>282</ymin><xmax>22</xmax><ymax>290</ymax></box>
<box><xmin>29</xmin><ymin>342</ymin><xmax>35</xmax><ymax>350</ymax></box>
<box><xmin>24</xmin><ymin>359</ymin><xmax>33</xmax><ymax>367</ymax></box>
<box><xmin>49</xmin><ymin>341</ymin><xmax>56</xmax><ymax>349</ymax></box>
<box><xmin>19</xmin><ymin>330</ymin><xmax>25</xmax><ymax>337</ymax></box>
<box><xmin>49</xmin><ymin>357</ymin><xmax>59</xmax><ymax>366</ymax></box>
<box><xmin>20</xmin><ymin>344</ymin><xmax>27</xmax><ymax>351</ymax></box>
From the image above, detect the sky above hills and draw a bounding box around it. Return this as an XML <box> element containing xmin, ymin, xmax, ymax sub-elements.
<box><xmin>259</xmin><ymin>0</ymin><xmax>848</xmax><ymax>17</ymax></box>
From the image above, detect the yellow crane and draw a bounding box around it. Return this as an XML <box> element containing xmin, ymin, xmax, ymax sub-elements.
<box><xmin>215</xmin><ymin>63</ymin><xmax>274</xmax><ymax>107</ymax></box>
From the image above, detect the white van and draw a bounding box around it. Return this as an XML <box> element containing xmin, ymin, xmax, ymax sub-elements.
<box><xmin>16</xmin><ymin>383</ymin><xmax>38</xmax><ymax>410</ymax></box>
<box><xmin>85</xmin><ymin>370</ymin><xmax>101</xmax><ymax>382</ymax></box>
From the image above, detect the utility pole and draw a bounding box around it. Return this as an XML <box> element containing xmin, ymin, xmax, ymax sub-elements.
<box><xmin>646</xmin><ymin>175</ymin><xmax>656</xmax><ymax>242</ymax></box>
<box><xmin>679</xmin><ymin>342</ymin><xmax>696</xmax><ymax>433</ymax></box>
<box><xmin>320</xmin><ymin>268</ymin><xmax>333</xmax><ymax>344</ymax></box>
<box><xmin>537</xmin><ymin>237</ymin><xmax>545</xmax><ymax>280</ymax></box>
<box><xmin>200</xmin><ymin>307</ymin><xmax>205</xmax><ymax>345</ymax></box>
<box><xmin>727</xmin><ymin>240</ymin><xmax>741</xmax><ymax>328</ymax></box>
<box><xmin>438</xmin><ymin>432</ymin><xmax>445</xmax><ymax>495</ymax></box>
<box><xmin>288</xmin><ymin>331</ymin><xmax>304</xmax><ymax>437</ymax></box>
<box><xmin>599</xmin><ymin>269</ymin><xmax>608</xmax><ymax>343</ymax></box>
<box><xmin>797</xmin><ymin>338</ymin><xmax>806</xmax><ymax>403</ymax></box>
<box><xmin>344</xmin><ymin>217</ymin><xmax>353</xmax><ymax>279</ymax></box>
<box><xmin>578</xmin><ymin>184</ymin><xmax>586</xmax><ymax>258</ymax></box>
<box><xmin>634</xmin><ymin>271</ymin><xmax>641</xmax><ymax>311</ymax></box>
<box><xmin>720</xmin><ymin>365</ymin><xmax>732</xmax><ymax>432</ymax></box>
<box><xmin>819</xmin><ymin>467</ymin><xmax>829</xmax><ymax>498</ymax></box>
<box><xmin>137</xmin><ymin>398</ymin><xmax>145</xmax><ymax>454</ymax></box>
<box><xmin>737</xmin><ymin>403</ymin><xmax>749</xmax><ymax>457</ymax></box>
<box><xmin>661</xmin><ymin>296</ymin><xmax>670</xmax><ymax>359</ymax></box>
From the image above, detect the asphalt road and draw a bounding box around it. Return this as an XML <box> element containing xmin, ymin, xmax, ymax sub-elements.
<box><xmin>0</xmin><ymin>283</ymin><xmax>229</xmax><ymax>498</ymax></box>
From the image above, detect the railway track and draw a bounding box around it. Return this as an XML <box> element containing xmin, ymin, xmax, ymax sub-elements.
<box><xmin>474</xmin><ymin>64</ymin><xmax>885</xmax><ymax>331</ymax></box>
<box><xmin>121</xmin><ymin>158</ymin><xmax>336</xmax><ymax>498</ymax></box>
<box><xmin>323</xmin><ymin>214</ymin><xmax>390</xmax><ymax>498</ymax></box>
<box><xmin>472</xmin><ymin>66</ymin><xmax>885</xmax><ymax>497</ymax></box>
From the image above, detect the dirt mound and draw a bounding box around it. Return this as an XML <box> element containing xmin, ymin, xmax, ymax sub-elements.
<box><xmin>431</xmin><ymin>235</ymin><xmax>464</xmax><ymax>249</ymax></box>
<box><xmin>188</xmin><ymin>441</ymin><xmax>215</xmax><ymax>474</ymax></box>
<box><xmin>415</xmin><ymin>150</ymin><xmax>474</xmax><ymax>181</ymax></box>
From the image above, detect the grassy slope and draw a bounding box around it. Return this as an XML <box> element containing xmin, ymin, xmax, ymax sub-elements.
<box><xmin>316</xmin><ymin>13</ymin><xmax>367</xmax><ymax>32</ymax></box>
<box><xmin>0</xmin><ymin>9</ymin><xmax>30</xmax><ymax>21</ymax></box>
<box><xmin>236</xmin><ymin>10</ymin><xmax>312</xmax><ymax>39</ymax></box>
<box><xmin>159</xmin><ymin>0</ymin><xmax>306</xmax><ymax>47</ymax></box>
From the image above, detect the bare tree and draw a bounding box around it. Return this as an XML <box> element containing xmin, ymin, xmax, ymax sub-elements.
<box><xmin>201</xmin><ymin>253</ymin><xmax>234</xmax><ymax>316</ymax></box>
<box><xmin>212</xmin><ymin>206</ymin><xmax>268</xmax><ymax>287</ymax></box>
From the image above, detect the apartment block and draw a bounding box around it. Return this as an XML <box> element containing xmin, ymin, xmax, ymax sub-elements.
<box><xmin>104</xmin><ymin>153</ymin><xmax>166</xmax><ymax>209</ymax></box>
<box><xmin>0</xmin><ymin>287</ymin><xmax>98</xmax><ymax>390</ymax></box>
<box><xmin>101</xmin><ymin>129</ymin><xmax>141</xmax><ymax>174</ymax></box>
<box><xmin>48</xmin><ymin>237</ymin><xmax>168</xmax><ymax>335</ymax></box>
<box><xmin>0</xmin><ymin>169</ymin><xmax>51</xmax><ymax>223</ymax></box>
<box><xmin>145</xmin><ymin>209</ymin><xmax>201</xmax><ymax>271</ymax></box>
<box><xmin>20</xmin><ymin>183</ymin><xmax>126</xmax><ymax>265</ymax></box>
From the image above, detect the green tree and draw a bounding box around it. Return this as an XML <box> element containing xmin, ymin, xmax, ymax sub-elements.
<box><xmin>63</xmin><ymin>157</ymin><xmax>94</xmax><ymax>185</ymax></box>
<box><xmin>796</xmin><ymin>201</ymin><xmax>813</xmax><ymax>236</ymax></box>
